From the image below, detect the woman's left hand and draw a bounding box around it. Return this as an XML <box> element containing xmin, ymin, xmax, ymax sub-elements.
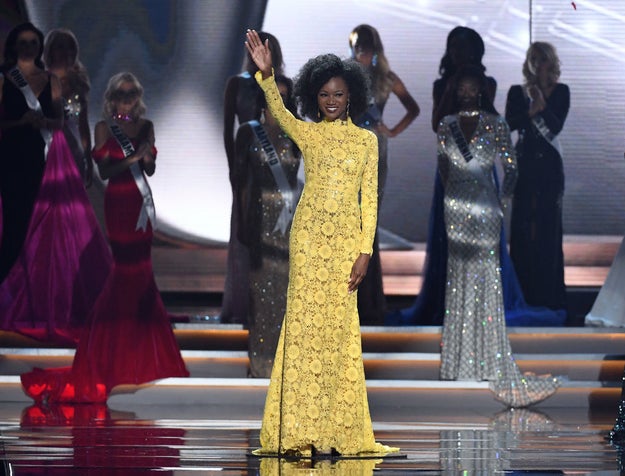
<box><xmin>348</xmin><ymin>253</ymin><xmax>371</xmax><ymax>294</ymax></box>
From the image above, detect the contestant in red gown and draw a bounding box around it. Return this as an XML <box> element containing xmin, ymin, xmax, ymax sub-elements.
<box><xmin>21</xmin><ymin>72</ymin><xmax>189</xmax><ymax>403</ymax></box>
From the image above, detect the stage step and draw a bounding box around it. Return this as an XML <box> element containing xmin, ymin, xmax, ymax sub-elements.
<box><xmin>0</xmin><ymin>327</ymin><xmax>623</xmax><ymax>410</ymax></box>
<box><xmin>0</xmin><ymin>349</ymin><xmax>623</xmax><ymax>382</ymax></box>
<box><xmin>3</xmin><ymin>326</ymin><xmax>624</xmax><ymax>354</ymax></box>
<box><xmin>0</xmin><ymin>375</ymin><xmax>618</xmax><ymax>412</ymax></box>
<box><xmin>152</xmin><ymin>235</ymin><xmax>622</xmax><ymax>293</ymax></box>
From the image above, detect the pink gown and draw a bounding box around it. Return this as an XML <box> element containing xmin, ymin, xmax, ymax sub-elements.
<box><xmin>0</xmin><ymin>129</ymin><xmax>111</xmax><ymax>344</ymax></box>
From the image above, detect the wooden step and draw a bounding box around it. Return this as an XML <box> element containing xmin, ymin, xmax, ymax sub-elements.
<box><xmin>0</xmin><ymin>376</ymin><xmax>618</xmax><ymax>411</ymax></box>
<box><xmin>1</xmin><ymin>349</ymin><xmax>623</xmax><ymax>383</ymax></box>
<box><xmin>151</xmin><ymin>235</ymin><xmax>622</xmax><ymax>293</ymax></box>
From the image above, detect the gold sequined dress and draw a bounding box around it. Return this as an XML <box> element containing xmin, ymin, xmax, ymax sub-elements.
<box><xmin>235</xmin><ymin>121</ymin><xmax>301</xmax><ymax>378</ymax></box>
<box><xmin>254</xmin><ymin>71</ymin><xmax>396</xmax><ymax>455</ymax></box>
<box><xmin>437</xmin><ymin>112</ymin><xmax>559</xmax><ymax>408</ymax></box>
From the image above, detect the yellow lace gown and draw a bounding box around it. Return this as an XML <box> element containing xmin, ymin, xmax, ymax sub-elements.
<box><xmin>253</xmin><ymin>71</ymin><xmax>398</xmax><ymax>456</ymax></box>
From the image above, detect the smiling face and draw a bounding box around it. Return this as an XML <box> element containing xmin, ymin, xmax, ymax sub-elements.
<box><xmin>317</xmin><ymin>76</ymin><xmax>349</xmax><ymax>121</ymax></box>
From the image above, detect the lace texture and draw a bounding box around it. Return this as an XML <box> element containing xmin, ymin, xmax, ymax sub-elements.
<box><xmin>254</xmin><ymin>71</ymin><xmax>395</xmax><ymax>455</ymax></box>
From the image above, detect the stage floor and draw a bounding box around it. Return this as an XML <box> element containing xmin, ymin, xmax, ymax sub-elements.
<box><xmin>0</xmin><ymin>401</ymin><xmax>620</xmax><ymax>474</ymax></box>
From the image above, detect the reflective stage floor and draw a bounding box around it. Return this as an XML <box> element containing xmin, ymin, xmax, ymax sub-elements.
<box><xmin>0</xmin><ymin>401</ymin><xmax>620</xmax><ymax>474</ymax></box>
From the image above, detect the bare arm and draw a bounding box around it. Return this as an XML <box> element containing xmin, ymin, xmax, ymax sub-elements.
<box><xmin>94</xmin><ymin>120</ymin><xmax>154</xmax><ymax>180</ymax></box>
<box><xmin>378</xmin><ymin>72</ymin><xmax>419</xmax><ymax>138</ymax></box>
<box><xmin>45</xmin><ymin>73</ymin><xmax>64</xmax><ymax>130</ymax></box>
<box><xmin>223</xmin><ymin>76</ymin><xmax>238</xmax><ymax>173</ymax></box>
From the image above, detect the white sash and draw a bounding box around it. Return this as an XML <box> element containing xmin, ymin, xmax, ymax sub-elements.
<box><xmin>448</xmin><ymin>116</ymin><xmax>502</xmax><ymax>219</ymax></box>
<box><xmin>106</xmin><ymin>119</ymin><xmax>156</xmax><ymax>231</ymax></box>
<box><xmin>5</xmin><ymin>67</ymin><xmax>53</xmax><ymax>158</ymax></box>
<box><xmin>532</xmin><ymin>115</ymin><xmax>562</xmax><ymax>156</ymax></box>
<box><xmin>523</xmin><ymin>86</ymin><xmax>563</xmax><ymax>156</ymax></box>
<box><xmin>249</xmin><ymin>119</ymin><xmax>297</xmax><ymax>235</ymax></box>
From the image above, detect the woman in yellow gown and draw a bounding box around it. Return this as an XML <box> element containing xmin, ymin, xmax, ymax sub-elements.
<box><xmin>245</xmin><ymin>30</ymin><xmax>397</xmax><ymax>457</ymax></box>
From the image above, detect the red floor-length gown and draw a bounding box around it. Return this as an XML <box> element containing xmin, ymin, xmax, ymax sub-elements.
<box><xmin>21</xmin><ymin>136</ymin><xmax>189</xmax><ymax>403</ymax></box>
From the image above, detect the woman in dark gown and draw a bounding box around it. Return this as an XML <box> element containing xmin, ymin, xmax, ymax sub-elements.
<box><xmin>0</xmin><ymin>23</ymin><xmax>110</xmax><ymax>344</ymax></box>
<box><xmin>0</xmin><ymin>23</ymin><xmax>63</xmax><ymax>282</ymax></box>
<box><xmin>21</xmin><ymin>72</ymin><xmax>188</xmax><ymax>403</ymax></box>
<box><xmin>505</xmin><ymin>42</ymin><xmax>569</xmax><ymax>312</ymax></box>
<box><xmin>221</xmin><ymin>32</ymin><xmax>284</xmax><ymax>325</ymax></box>
<box><xmin>234</xmin><ymin>75</ymin><xmax>301</xmax><ymax>378</ymax></box>
<box><xmin>349</xmin><ymin>24</ymin><xmax>420</xmax><ymax>325</ymax></box>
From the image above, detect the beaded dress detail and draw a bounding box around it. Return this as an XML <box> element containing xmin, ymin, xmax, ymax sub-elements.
<box><xmin>437</xmin><ymin>112</ymin><xmax>559</xmax><ymax>408</ymax></box>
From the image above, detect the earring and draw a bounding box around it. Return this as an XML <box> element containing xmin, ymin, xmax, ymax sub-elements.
<box><xmin>317</xmin><ymin>108</ymin><xmax>321</xmax><ymax>120</ymax></box>
<box><xmin>260</xmin><ymin>108</ymin><xmax>266</xmax><ymax>124</ymax></box>
<box><xmin>372</xmin><ymin>53</ymin><xmax>378</xmax><ymax>67</ymax></box>
<box><xmin>346</xmin><ymin>100</ymin><xmax>350</xmax><ymax>118</ymax></box>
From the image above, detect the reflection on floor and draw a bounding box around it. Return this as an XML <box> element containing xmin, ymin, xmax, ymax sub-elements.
<box><xmin>1</xmin><ymin>235</ymin><xmax>622</xmax><ymax>473</ymax></box>
<box><xmin>0</xmin><ymin>402</ymin><xmax>620</xmax><ymax>474</ymax></box>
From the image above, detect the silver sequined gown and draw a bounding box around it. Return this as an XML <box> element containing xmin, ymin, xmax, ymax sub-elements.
<box><xmin>235</xmin><ymin>122</ymin><xmax>301</xmax><ymax>378</ymax></box>
<box><xmin>437</xmin><ymin>112</ymin><xmax>559</xmax><ymax>408</ymax></box>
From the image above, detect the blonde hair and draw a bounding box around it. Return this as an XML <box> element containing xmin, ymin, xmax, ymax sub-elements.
<box><xmin>102</xmin><ymin>72</ymin><xmax>146</xmax><ymax>118</ymax></box>
<box><xmin>349</xmin><ymin>24</ymin><xmax>393</xmax><ymax>105</ymax></box>
<box><xmin>522</xmin><ymin>41</ymin><xmax>561</xmax><ymax>86</ymax></box>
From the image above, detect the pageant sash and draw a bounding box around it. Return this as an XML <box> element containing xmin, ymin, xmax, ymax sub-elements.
<box><xmin>532</xmin><ymin>115</ymin><xmax>562</xmax><ymax>156</ymax></box>
<box><xmin>522</xmin><ymin>86</ymin><xmax>563</xmax><ymax>156</ymax></box>
<box><xmin>448</xmin><ymin>116</ymin><xmax>502</xmax><ymax>219</ymax></box>
<box><xmin>106</xmin><ymin>119</ymin><xmax>156</xmax><ymax>231</ymax></box>
<box><xmin>249</xmin><ymin>119</ymin><xmax>297</xmax><ymax>235</ymax></box>
<box><xmin>5</xmin><ymin>67</ymin><xmax>53</xmax><ymax>158</ymax></box>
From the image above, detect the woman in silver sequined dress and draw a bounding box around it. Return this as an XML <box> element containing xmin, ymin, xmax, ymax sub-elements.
<box><xmin>233</xmin><ymin>75</ymin><xmax>301</xmax><ymax>378</ymax></box>
<box><xmin>437</xmin><ymin>66</ymin><xmax>559</xmax><ymax>408</ymax></box>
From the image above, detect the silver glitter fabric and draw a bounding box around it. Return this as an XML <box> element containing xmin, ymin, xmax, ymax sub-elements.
<box><xmin>438</xmin><ymin>112</ymin><xmax>559</xmax><ymax>408</ymax></box>
<box><xmin>236</xmin><ymin>123</ymin><xmax>301</xmax><ymax>378</ymax></box>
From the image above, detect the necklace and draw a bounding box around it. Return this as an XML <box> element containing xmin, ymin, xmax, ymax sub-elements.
<box><xmin>112</xmin><ymin>112</ymin><xmax>133</xmax><ymax>122</ymax></box>
<box><xmin>458</xmin><ymin>110</ymin><xmax>480</xmax><ymax>117</ymax></box>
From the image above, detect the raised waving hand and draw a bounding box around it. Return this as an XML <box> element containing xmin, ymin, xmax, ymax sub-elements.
<box><xmin>245</xmin><ymin>29</ymin><xmax>273</xmax><ymax>79</ymax></box>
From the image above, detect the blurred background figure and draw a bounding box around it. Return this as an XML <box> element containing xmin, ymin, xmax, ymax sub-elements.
<box><xmin>21</xmin><ymin>72</ymin><xmax>188</xmax><ymax>403</ymax></box>
<box><xmin>505</xmin><ymin>41</ymin><xmax>569</xmax><ymax>314</ymax></box>
<box><xmin>349</xmin><ymin>24</ymin><xmax>420</xmax><ymax>325</ymax></box>
<box><xmin>0</xmin><ymin>22</ymin><xmax>62</xmax><ymax>282</ymax></box>
<box><xmin>437</xmin><ymin>65</ymin><xmax>558</xmax><ymax>408</ymax></box>
<box><xmin>233</xmin><ymin>74</ymin><xmax>301</xmax><ymax>378</ymax></box>
<box><xmin>0</xmin><ymin>22</ymin><xmax>110</xmax><ymax>344</ymax></box>
<box><xmin>221</xmin><ymin>31</ymin><xmax>285</xmax><ymax>326</ymax></box>
<box><xmin>43</xmin><ymin>27</ymin><xmax>93</xmax><ymax>186</ymax></box>
<box><xmin>387</xmin><ymin>26</ymin><xmax>495</xmax><ymax>326</ymax></box>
